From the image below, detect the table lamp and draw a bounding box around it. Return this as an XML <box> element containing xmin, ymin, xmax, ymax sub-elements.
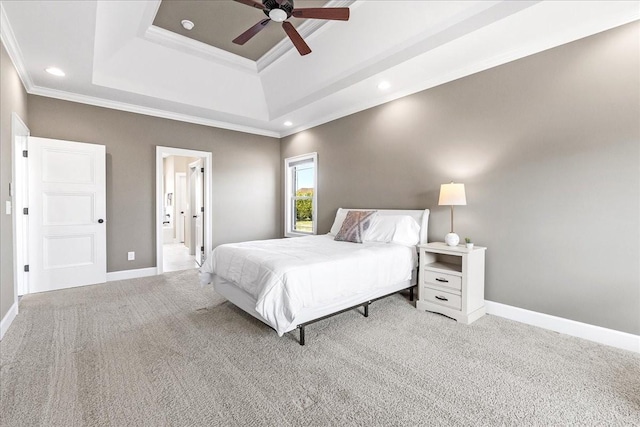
<box><xmin>438</xmin><ymin>182</ymin><xmax>466</xmax><ymax>246</ymax></box>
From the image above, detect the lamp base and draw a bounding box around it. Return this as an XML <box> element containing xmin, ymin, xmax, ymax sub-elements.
<box><xmin>445</xmin><ymin>233</ymin><xmax>460</xmax><ymax>246</ymax></box>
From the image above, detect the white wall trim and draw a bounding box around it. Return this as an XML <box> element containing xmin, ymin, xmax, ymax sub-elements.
<box><xmin>106</xmin><ymin>267</ymin><xmax>158</xmax><ymax>282</ymax></box>
<box><xmin>485</xmin><ymin>301</ymin><xmax>640</xmax><ymax>354</ymax></box>
<box><xmin>0</xmin><ymin>302</ymin><xmax>18</xmax><ymax>341</ymax></box>
<box><xmin>2</xmin><ymin>1</ymin><xmax>278</xmax><ymax>139</ymax></box>
<box><xmin>27</xmin><ymin>85</ymin><xmax>280</xmax><ymax>138</ymax></box>
<box><xmin>0</xmin><ymin>3</ymin><xmax>34</xmax><ymax>91</ymax></box>
<box><xmin>137</xmin><ymin>0</ymin><xmax>255</xmax><ymax>73</ymax></box>
<box><xmin>144</xmin><ymin>25</ymin><xmax>258</xmax><ymax>74</ymax></box>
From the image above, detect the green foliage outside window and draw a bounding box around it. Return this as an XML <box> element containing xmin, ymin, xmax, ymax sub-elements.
<box><xmin>295</xmin><ymin>189</ymin><xmax>313</xmax><ymax>221</ymax></box>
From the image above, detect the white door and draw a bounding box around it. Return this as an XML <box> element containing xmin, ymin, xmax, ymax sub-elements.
<box><xmin>189</xmin><ymin>159</ymin><xmax>204</xmax><ymax>265</ymax></box>
<box><xmin>175</xmin><ymin>173</ymin><xmax>187</xmax><ymax>244</ymax></box>
<box><xmin>28</xmin><ymin>137</ymin><xmax>106</xmax><ymax>293</ymax></box>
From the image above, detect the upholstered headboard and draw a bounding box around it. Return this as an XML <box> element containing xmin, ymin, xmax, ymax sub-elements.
<box><xmin>332</xmin><ymin>208</ymin><xmax>430</xmax><ymax>245</ymax></box>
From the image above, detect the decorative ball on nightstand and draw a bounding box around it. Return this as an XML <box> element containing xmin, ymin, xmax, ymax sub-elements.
<box><xmin>445</xmin><ymin>232</ymin><xmax>460</xmax><ymax>246</ymax></box>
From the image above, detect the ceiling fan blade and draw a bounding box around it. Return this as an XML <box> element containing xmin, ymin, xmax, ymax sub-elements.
<box><xmin>233</xmin><ymin>0</ymin><xmax>265</xmax><ymax>10</ymax></box>
<box><xmin>233</xmin><ymin>19</ymin><xmax>270</xmax><ymax>45</ymax></box>
<box><xmin>292</xmin><ymin>8</ymin><xmax>349</xmax><ymax>21</ymax></box>
<box><xmin>282</xmin><ymin>21</ymin><xmax>311</xmax><ymax>56</ymax></box>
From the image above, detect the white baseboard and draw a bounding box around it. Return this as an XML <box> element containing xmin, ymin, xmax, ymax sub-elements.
<box><xmin>0</xmin><ymin>301</ymin><xmax>18</xmax><ymax>341</ymax></box>
<box><xmin>106</xmin><ymin>267</ymin><xmax>158</xmax><ymax>282</ymax></box>
<box><xmin>485</xmin><ymin>300</ymin><xmax>640</xmax><ymax>353</ymax></box>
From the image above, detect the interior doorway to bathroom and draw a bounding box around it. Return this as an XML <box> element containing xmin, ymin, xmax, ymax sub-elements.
<box><xmin>156</xmin><ymin>147</ymin><xmax>212</xmax><ymax>274</ymax></box>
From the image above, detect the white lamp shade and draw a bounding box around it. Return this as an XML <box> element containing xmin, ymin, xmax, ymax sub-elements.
<box><xmin>438</xmin><ymin>183</ymin><xmax>466</xmax><ymax>206</ymax></box>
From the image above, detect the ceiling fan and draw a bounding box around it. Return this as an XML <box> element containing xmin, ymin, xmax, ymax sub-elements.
<box><xmin>232</xmin><ymin>0</ymin><xmax>350</xmax><ymax>56</ymax></box>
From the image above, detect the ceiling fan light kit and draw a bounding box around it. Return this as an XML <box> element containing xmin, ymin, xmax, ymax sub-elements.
<box><xmin>233</xmin><ymin>0</ymin><xmax>350</xmax><ymax>56</ymax></box>
<box><xmin>268</xmin><ymin>8</ymin><xmax>287</xmax><ymax>22</ymax></box>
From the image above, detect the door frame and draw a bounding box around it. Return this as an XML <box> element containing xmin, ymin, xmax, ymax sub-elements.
<box><xmin>12</xmin><ymin>113</ymin><xmax>29</xmax><ymax>298</ymax></box>
<box><xmin>156</xmin><ymin>146</ymin><xmax>212</xmax><ymax>274</ymax></box>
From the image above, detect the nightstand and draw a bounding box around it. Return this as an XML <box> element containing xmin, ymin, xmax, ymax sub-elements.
<box><xmin>416</xmin><ymin>242</ymin><xmax>486</xmax><ymax>324</ymax></box>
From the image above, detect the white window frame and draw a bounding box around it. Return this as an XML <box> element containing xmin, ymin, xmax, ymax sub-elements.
<box><xmin>284</xmin><ymin>152</ymin><xmax>318</xmax><ymax>237</ymax></box>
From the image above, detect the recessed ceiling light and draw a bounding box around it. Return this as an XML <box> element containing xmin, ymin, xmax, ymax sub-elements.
<box><xmin>181</xmin><ymin>19</ymin><xmax>195</xmax><ymax>30</ymax></box>
<box><xmin>45</xmin><ymin>67</ymin><xmax>65</xmax><ymax>77</ymax></box>
<box><xmin>377</xmin><ymin>81</ymin><xmax>390</xmax><ymax>90</ymax></box>
<box><xmin>284</xmin><ymin>121</ymin><xmax>293</xmax><ymax>127</ymax></box>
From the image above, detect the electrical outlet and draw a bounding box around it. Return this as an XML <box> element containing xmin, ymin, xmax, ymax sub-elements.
<box><xmin>127</xmin><ymin>251</ymin><xmax>135</xmax><ymax>261</ymax></box>
<box><xmin>5</xmin><ymin>201</ymin><xmax>11</xmax><ymax>215</ymax></box>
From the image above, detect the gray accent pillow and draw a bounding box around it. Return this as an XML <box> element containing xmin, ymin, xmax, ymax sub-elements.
<box><xmin>334</xmin><ymin>210</ymin><xmax>377</xmax><ymax>243</ymax></box>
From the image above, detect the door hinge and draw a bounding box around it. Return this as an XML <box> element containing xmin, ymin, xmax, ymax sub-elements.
<box><xmin>200</xmin><ymin>206</ymin><xmax>204</xmax><ymax>213</ymax></box>
<box><xmin>22</xmin><ymin>150</ymin><xmax>28</xmax><ymax>158</ymax></box>
<box><xmin>201</xmin><ymin>246</ymin><xmax>204</xmax><ymax>252</ymax></box>
<box><xmin>23</xmin><ymin>207</ymin><xmax>28</xmax><ymax>215</ymax></box>
<box><xmin>201</xmin><ymin>167</ymin><xmax>204</xmax><ymax>173</ymax></box>
<box><xmin>24</xmin><ymin>265</ymin><xmax>29</xmax><ymax>272</ymax></box>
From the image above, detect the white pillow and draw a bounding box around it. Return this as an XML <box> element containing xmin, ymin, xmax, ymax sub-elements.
<box><xmin>329</xmin><ymin>208</ymin><xmax>349</xmax><ymax>236</ymax></box>
<box><xmin>364</xmin><ymin>215</ymin><xmax>420</xmax><ymax>246</ymax></box>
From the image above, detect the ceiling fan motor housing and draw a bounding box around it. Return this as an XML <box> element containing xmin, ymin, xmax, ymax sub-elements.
<box><xmin>263</xmin><ymin>0</ymin><xmax>294</xmax><ymax>18</ymax></box>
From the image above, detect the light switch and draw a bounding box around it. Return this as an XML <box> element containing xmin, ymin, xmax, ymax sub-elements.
<box><xmin>5</xmin><ymin>201</ymin><xmax>11</xmax><ymax>215</ymax></box>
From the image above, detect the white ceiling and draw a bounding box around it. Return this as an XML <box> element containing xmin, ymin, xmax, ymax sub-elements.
<box><xmin>1</xmin><ymin>1</ymin><xmax>638</xmax><ymax>138</ymax></box>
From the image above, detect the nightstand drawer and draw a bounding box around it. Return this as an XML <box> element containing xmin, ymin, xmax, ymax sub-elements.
<box><xmin>423</xmin><ymin>287</ymin><xmax>461</xmax><ymax>310</ymax></box>
<box><xmin>423</xmin><ymin>270</ymin><xmax>461</xmax><ymax>291</ymax></box>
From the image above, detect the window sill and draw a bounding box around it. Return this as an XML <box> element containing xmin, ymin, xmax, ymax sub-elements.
<box><xmin>285</xmin><ymin>231</ymin><xmax>316</xmax><ymax>238</ymax></box>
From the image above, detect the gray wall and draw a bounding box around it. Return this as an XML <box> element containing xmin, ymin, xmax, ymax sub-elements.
<box><xmin>3</xmin><ymin>22</ymin><xmax>638</xmax><ymax>336</ymax></box>
<box><xmin>282</xmin><ymin>23</ymin><xmax>640</xmax><ymax>335</ymax></box>
<box><xmin>0</xmin><ymin>43</ymin><xmax>28</xmax><ymax>321</ymax></box>
<box><xmin>27</xmin><ymin>97</ymin><xmax>282</xmax><ymax>273</ymax></box>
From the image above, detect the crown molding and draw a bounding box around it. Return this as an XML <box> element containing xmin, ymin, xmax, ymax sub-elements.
<box><xmin>0</xmin><ymin>2</ymin><xmax>34</xmax><ymax>91</ymax></box>
<box><xmin>137</xmin><ymin>0</ymin><xmax>162</xmax><ymax>37</ymax></box>
<box><xmin>256</xmin><ymin>0</ymin><xmax>358</xmax><ymax>72</ymax></box>
<box><xmin>144</xmin><ymin>25</ymin><xmax>258</xmax><ymax>74</ymax></box>
<box><xmin>1</xmin><ymin>0</ymin><xmax>277</xmax><ymax>138</ymax></box>
<box><xmin>279</xmin><ymin>6</ymin><xmax>640</xmax><ymax>137</ymax></box>
<box><xmin>5</xmin><ymin>0</ymin><xmax>637</xmax><ymax>141</ymax></box>
<box><xmin>29</xmin><ymin>85</ymin><xmax>281</xmax><ymax>138</ymax></box>
<box><xmin>137</xmin><ymin>0</ymin><xmax>258</xmax><ymax>73</ymax></box>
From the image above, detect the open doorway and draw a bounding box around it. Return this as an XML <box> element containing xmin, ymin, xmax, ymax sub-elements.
<box><xmin>156</xmin><ymin>147</ymin><xmax>212</xmax><ymax>274</ymax></box>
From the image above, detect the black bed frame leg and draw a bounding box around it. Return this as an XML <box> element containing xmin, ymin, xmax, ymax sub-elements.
<box><xmin>364</xmin><ymin>302</ymin><xmax>369</xmax><ymax>318</ymax></box>
<box><xmin>410</xmin><ymin>286</ymin><xmax>414</xmax><ymax>302</ymax></box>
<box><xmin>298</xmin><ymin>325</ymin><xmax>305</xmax><ymax>346</ymax></box>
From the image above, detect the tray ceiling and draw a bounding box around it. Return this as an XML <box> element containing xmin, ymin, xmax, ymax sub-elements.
<box><xmin>153</xmin><ymin>0</ymin><xmax>329</xmax><ymax>61</ymax></box>
<box><xmin>1</xmin><ymin>1</ymin><xmax>637</xmax><ymax>138</ymax></box>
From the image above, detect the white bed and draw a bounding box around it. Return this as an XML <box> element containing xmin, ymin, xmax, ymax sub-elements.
<box><xmin>200</xmin><ymin>208</ymin><xmax>430</xmax><ymax>344</ymax></box>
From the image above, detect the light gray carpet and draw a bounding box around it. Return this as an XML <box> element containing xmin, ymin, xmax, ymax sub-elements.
<box><xmin>1</xmin><ymin>269</ymin><xmax>638</xmax><ymax>426</ymax></box>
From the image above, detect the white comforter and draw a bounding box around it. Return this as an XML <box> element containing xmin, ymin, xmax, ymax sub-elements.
<box><xmin>200</xmin><ymin>235</ymin><xmax>416</xmax><ymax>336</ymax></box>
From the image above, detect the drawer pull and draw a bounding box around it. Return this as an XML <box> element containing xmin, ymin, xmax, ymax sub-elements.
<box><xmin>435</xmin><ymin>278</ymin><xmax>449</xmax><ymax>283</ymax></box>
<box><xmin>435</xmin><ymin>295</ymin><xmax>448</xmax><ymax>301</ymax></box>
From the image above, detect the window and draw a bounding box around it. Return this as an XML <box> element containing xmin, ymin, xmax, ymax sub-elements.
<box><xmin>285</xmin><ymin>152</ymin><xmax>317</xmax><ymax>237</ymax></box>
